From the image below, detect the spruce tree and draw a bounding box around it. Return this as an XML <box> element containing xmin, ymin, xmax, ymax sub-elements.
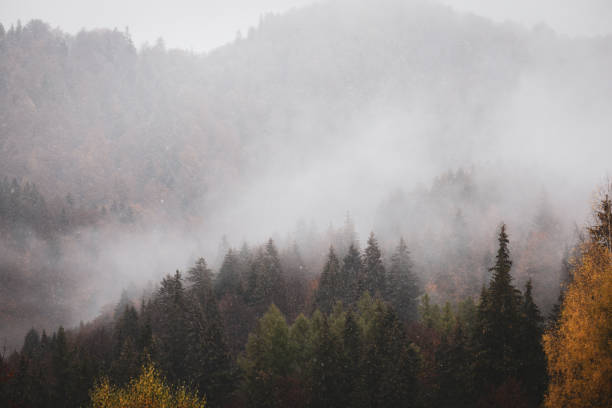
<box><xmin>314</xmin><ymin>246</ymin><xmax>341</xmax><ymax>314</ymax></box>
<box><xmin>519</xmin><ymin>279</ymin><xmax>547</xmax><ymax>405</ymax></box>
<box><xmin>185</xmin><ymin>258</ymin><xmax>231</xmax><ymax>405</ymax></box>
<box><xmin>388</xmin><ymin>238</ymin><xmax>420</xmax><ymax>322</ymax></box>
<box><xmin>246</xmin><ymin>239</ymin><xmax>286</xmax><ymax>313</ymax></box>
<box><xmin>473</xmin><ymin>224</ymin><xmax>524</xmax><ymax>393</ymax></box>
<box><xmin>154</xmin><ymin>270</ymin><xmax>189</xmax><ymax>382</ymax></box>
<box><xmin>340</xmin><ymin>243</ymin><xmax>362</xmax><ymax>307</ymax></box>
<box><xmin>361</xmin><ymin>232</ymin><xmax>386</xmax><ymax>298</ymax></box>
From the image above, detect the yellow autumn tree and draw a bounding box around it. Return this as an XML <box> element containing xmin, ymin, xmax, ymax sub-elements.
<box><xmin>543</xmin><ymin>193</ymin><xmax>612</xmax><ymax>408</ymax></box>
<box><xmin>90</xmin><ymin>362</ymin><xmax>206</xmax><ymax>408</ymax></box>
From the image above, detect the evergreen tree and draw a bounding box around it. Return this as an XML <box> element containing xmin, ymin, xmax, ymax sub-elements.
<box><xmin>473</xmin><ymin>224</ymin><xmax>524</xmax><ymax>395</ymax></box>
<box><xmin>51</xmin><ymin>326</ymin><xmax>74</xmax><ymax>408</ymax></box>
<box><xmin>340</xmin><ymin>243</ymin><xmax>362</xmax><ymax>307</ymax></box>
<box><xmin>21</xmin><ymin>328</ymin><xmax>41</xmax><ymax>358</ymax></box>
<box><xmin>245</xmin><ymin>239</ymin><xmax>287</xmax><ymax>313</ymax></box>
<box><xmin>314</xmin><ymin>247</ymin><xmax>341</xmax><ymax>314</ymax></box>
<box><xmin>185</xmin><ymin>258</ymin><xmax>231</xmax><ymax>405</ymax></box>
<box><xmin>360</xmin><ymin>232</ymin><xmax>386</xmax><ymax>297</ymax></box>
<box><xmin>519</xmin><ymin>279</ymin><xmax>547</xmax><ymax>406</ymax></box>
<box><xmin>309</xmin><ymin>314</ymin><xmax>345</xmax><ymax>408</ymax></box>
<box><xmin>362</xmin><ymin>301</ymin><xmax>419</xmax><ymax>408</ymax></box>
<box><xmin>215</xmin><ymin>249</ymin><xmax>242</xmax><ymax>298</ymax></box>
<box><xmin>239</xmin><ymin>304</ymin><xmax>294</xmax><ymax>408</ymax></box>
<box><xmin>388</xmin><ymin>238</ymin><xmax>421</xmax><ymax>322</ymax></box>
<box><xmin>154</xmin><ymin>270</ymin><xmax>189</xmax><ymax>382</ymax></box>
<box><xmin>435</xmin><ymin>322</ymin><xmax>474</xmax><ymax>408</ymax></box>
<box><xmin>111</xmin><ymin>305</ymin><xmax>141</xmax><ymax>385</ymax></box>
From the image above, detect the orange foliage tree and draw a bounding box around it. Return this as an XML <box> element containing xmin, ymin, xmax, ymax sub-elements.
<box><xmin>543</xmin><ymin>194</ymin><xmax>612</xmax><ymax>408</ymax></box>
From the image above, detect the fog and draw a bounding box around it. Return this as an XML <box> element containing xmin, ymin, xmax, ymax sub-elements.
<box><xmin>1</xmin><ymin>0</ymin><xmax>611</xmax><ymax>348</ymax></box>
<box><xmin>2</xmin><ymin>0</ymin><xmax>611</xmax><ymax>52</ymax></box>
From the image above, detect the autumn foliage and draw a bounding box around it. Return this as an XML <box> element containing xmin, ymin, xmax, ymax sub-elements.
<box><xmin>91</xmin><ymin>362</ymin><xmax>206</xmax><ymax>408</ymax></box>
<box><xmin>543</xmin><ymin>194</ymin><xmax>612</xmax><ymax>408</ymax></box>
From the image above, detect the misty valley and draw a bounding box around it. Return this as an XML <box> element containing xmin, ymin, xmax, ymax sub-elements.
<box><xmin>0</xmin><ymin>0</ymin><xmax>611</xmax><ymax>407</ymax></box>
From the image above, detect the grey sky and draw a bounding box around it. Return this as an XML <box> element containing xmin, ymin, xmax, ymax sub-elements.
<box><xmin>1</xmin><ymin>0</ymin><xmax>611</xmax><ymax>52</ymax></box>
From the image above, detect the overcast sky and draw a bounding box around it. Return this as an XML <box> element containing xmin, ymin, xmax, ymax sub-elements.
<box><xmin>1</xmin><ymin>0</ymin><xmax>611</xmax><ymax>52</ymax></box>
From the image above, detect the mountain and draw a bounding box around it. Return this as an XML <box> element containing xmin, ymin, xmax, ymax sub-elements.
<box><xmin>0</xmin><ymin>0</ymin><xmax>610</xmax><ymax>347</ymax></box>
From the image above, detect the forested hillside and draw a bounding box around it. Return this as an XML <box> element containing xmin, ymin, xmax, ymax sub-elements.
<box><xmin>0</xmin><ymin>0</ymin><xmax>611</xmax><ymax>406</ymax></box>
<box><xmin>1</xmin><ymin>190</ymin><xmax>610</xmax><ymax>407</ymax></box>
<box><xmin>2</xmin><ymin>0</ymin><xmax>610</xmax><ymax>349</ymax></box>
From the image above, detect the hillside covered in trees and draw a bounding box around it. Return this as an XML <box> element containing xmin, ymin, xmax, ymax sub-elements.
<box><xmin>0</xmin><ymin>0</ymin><xmax>611</xmax><ymax>406</ymax></box>
<box><xmin>2</xmin><ymin>190</ymin><xmax>611</xmax><ymax>407</ymax></box>
<box><xmin>2</xmin><ymin>0</ymin><xmax>610</xmax><ymax>349</ymax></box>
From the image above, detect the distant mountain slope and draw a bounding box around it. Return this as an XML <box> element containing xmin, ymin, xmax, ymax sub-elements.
<box><xmin>1</xmin><ymin>0</ymin><xmax>610</xmax><ymax>226</ymax></box>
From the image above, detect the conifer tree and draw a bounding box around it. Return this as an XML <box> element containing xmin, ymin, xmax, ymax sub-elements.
<box><xmin>309</xmin><ymin>314</ymin><xmax>345</xmax><ymax>408</ymax></box>
<box><xmin>246</xmin><ymin>239</ymin><xmax>286</xmax><ymax>313</ymax></box>
<box><xmin>314</xmin><ymin>246</ymin><xmax>341</xmax><ymax>314</ymax></box>
<box><xmin>154</xmin><ymin>271</ymin><xmax>189</xmax><ymax>382</ymax></box>
<box><xmin>185</xmin><ymin>258</ymin><xmax>231</xmax><ymax>406</ymax></box>
<box><xmin>361</xmin><ymin>233</ymin><xmax>386</xmax><ymax>297</ymax></box>
<box><xmin>340</xmin><ymin>243</ymin><xmax>362</xmax><ymax>307</ymax></box>
<box><xmin>388</xmin><ymin>238</ymin><xmax>421</xmax><ymax>321</ymax></box>
<box><xmin>215</xmin><ymin>249</ymin><xmax>242</xmax><ymax>298</ymax></box>
<box><xmin>239</xmin><ymin>304</ymin><xmax>294</xmax><ymax>408</ymax></box>
<box><xmin>519</xmin><ymin>279</ymin><xmax>547</xmax><ymax>405</ymax></box>
<box><xmin>473</xmin><ymin>224</ymin><xmax>524</xmax><ymax>393</ymax></box>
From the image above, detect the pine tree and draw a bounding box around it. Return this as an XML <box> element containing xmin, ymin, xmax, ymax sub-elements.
<box><xmin>361</xmin><ymin>232</ymin><xmax>386</xmax><ymax>297</ymax></box>
<box><xmin>185</xmin><ymin>258</ymin><xmax>231</xmax><ymax>405</ymax></box>
<box><xmin>154</xmin><ymin>270</ymin><xmax>189</xmax><ymax>382</ymax></box>
<box><xmin>51</xmin><ymin>326</ymin><xmax>74</xmax><ymax>407</ymax></box>
<box><xmin>111</xmin><ymin>305</ymin><xmax>141</xmax><ymax>384</ymax></box>
<box><xmin>519</xmin><ymin>279</ymin><xmax>547</xmax><ymax>405</ymax></box>
<box><xmin>309</xmin><ymin>314</ymin><xmax>345</xmax><ymax>408</ymax></box>
<box><xmin>215</xmin><ymin>249</ymin><xmax>242</xmax><ymax>298</ymax></box>
<box><xmin>473</xmin><ymin>224</ymin><xmax>524</xmax><ymax>394</ymax></box>
<box><xmin>314</xmin><ymin>246</ymin><xmax>341</xmax><ymax>314</ymax></box>
<box><xmin>341</xmin><ymin>311</ymin><xmax>365</xmax><ymax>407</ymax></box>
<box><xmin>362</xmin><ymin>301</ymin><xmax>419</xmax><ymax>408</ymax></box>
<box><xmin>388</xmin><ymin>238</ymin><xmax>421</xmax><ymax>322</ymax></box>
<box><xmin>239</xmin><ymin>304</ymin><xmax>294</xmax><ymax>408</ymax></box>
<box><xmin>340</xmin><ymin>243</ymin><xmax>362</xmax><ymax>307</ymax></box>
<box><xmin>245</xmin><ymin>239</ymin><xmax>286</xmax><ymax>313</ymax></box>
<box><xmin>21</xmin><ymin>328</ymin><xmax>41</xmax><ymax>358</ymax></box>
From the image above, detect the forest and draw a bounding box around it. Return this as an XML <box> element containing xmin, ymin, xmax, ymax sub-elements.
<box><xmin>1</xmin><ymin>191</ymin><xmax>611</xmax><ymax>408</ymax></box>
<box><xmin>0</xmin><ymin>0</ymin><xmax>611</xmax><ymax>406</ymax></box>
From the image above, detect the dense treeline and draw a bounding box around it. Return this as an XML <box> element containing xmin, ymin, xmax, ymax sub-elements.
<box><xmin>2</xmin><ymin>190</ymin><xmax>612</xmax><ymax>407</ymax></box>
<box><xmin>6</xmin><ymin>211</ymin><xmax>598</xmax><ymax>407</ymax></box>
<box><xmin>0</xmin><ymin>176</ymin><xmax>136</xmax><ymax>349</ymax></box>
<box><xmin>3</xmin><ymin>0</ymin><xmax>608</xmax><ymax>351</ymax></box>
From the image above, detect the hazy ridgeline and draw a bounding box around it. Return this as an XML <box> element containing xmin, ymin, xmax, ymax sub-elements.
<box><xmin>0</xmin><ymin>0</ymin><xmax>611</xmax><ymax>349</ymax></box>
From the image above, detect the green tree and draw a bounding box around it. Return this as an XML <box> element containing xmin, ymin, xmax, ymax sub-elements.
<box><xmin>340</xmin><ymin>243</ymin><xmax>362</xmax><ymax>307</ymax></box>
<box><xmin>387</xmin><ymin>238</ymin><xmax>421</xmax><ymax>321</ymax></box>
<box><xmin>473</xmin><ymin>224</ymin><xmax>525</xmax><ymax>397</ymax></box>
<box><xmin>518</xmin><ymin>279</ymin><xmax>547</xmax><ymax>405</ymax></box>
<box><xmin>215</xmin><ymin>249</ymin><xmax>242</xmax><ymax>298</ymax></box>
<box><xmin>154</xmin><ymin>271</ymin><xmax>189</xmax><ymax>382</ymax></box>
<box><xmin>239</xmin><ymin>304</ymin><xmax>295</xmax><ymax>408</ymax></box>
<box><xmin>314</xmin><ymin>247</ymin><xmax>341</xmax><ymax>314</ymax></box>
<box><xmin>246</xmin><ymin>239</ymin><xmax>287</xmax><ymax>313</ymax></box>
<box><xmin>185</xmin><ymin>258</ymin><xmax>231</xmax><ymax>406</ymax></box>
<box><xmin>360</xmin><ymin>233</ymin><xmax>386</xmax><ymax>297</ymax></box>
